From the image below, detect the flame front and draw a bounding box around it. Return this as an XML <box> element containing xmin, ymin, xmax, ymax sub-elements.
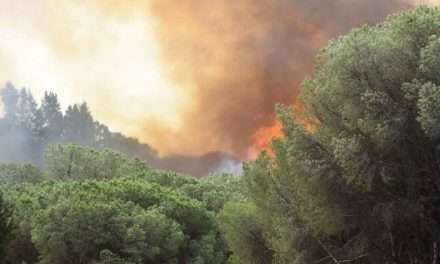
<box><xmin>249</xmin><ymin>119</ymin><xmax>283</xmax><ymax>158</ymax></box>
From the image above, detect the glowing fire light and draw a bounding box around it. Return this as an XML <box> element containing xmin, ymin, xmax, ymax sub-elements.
<box><xmin>249</xmin><ymin>119</ymin><xmax>283</xmax><ymax>158</ymax></box>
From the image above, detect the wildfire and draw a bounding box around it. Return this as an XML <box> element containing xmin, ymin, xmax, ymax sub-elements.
<box><xmin>249</xmin><ymin>119</ymin><xmax>283</xmax><ymax>158</ymax></box>
<box><xmin>248</xmin><ymin>104</ymin><xmax>317</xmax><ymax>159</ymax></box>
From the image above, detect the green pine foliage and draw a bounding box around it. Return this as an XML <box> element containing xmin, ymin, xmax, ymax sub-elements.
<box><xmin>218</xmin><ymin>6</ymin><xmax>440</xmax><ymax>264</ymax></box>
<box><xmin>0</xmin><ymin>144</ymin><xmax>241</xmax><ymax>264</ymax></box>
<box><xmin>0</xmin><ymin>192</ymin><xmax>15</xmax><ymax>262</ymax></box>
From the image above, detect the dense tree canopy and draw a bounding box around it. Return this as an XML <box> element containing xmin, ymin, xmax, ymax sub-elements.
<box><xmin>0</xmin><ymin>191</ymin><xmax>15</xmax><ymax>262</ymax></box>
<box><xmin>0</xmin><ymin>163</ymin><xmax>42</xmax><ymax>186</ymax></box>
<box><xmin>219</xmin><ymin>6</ymin><xmax>440</xmax><ymax>264</ymax></box>
<box><xmin>0</xmin><ymin>144</ymin><xmax>241</xmax><ymax>264</ymax></box>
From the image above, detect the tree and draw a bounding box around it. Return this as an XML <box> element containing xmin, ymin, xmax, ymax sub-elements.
<box><xmin>78</xmin><ymin>103</ymin><xmax>95</xmax><ymax>145</ymax></box>
<box><xmin>0</xmin><ymin>82</ymin><xmax>19</xmax><ymax>121</ymax></box>
<box><xmin>224</xmin><ymin>6</ymin><xmax>440</xmax><ymax>264</ymax></box>
<box><xmin>0</xmin><ymin>192</ymin><xmax>15</xmax><ymax>262</ymax></box>
<box><xmin>5</xmin><ymin>174</ymin><xmax>229</xmax><ymax>264</ymax></box>
<box><xmin>44</xmin><ymin>144</ymin><xmax>149</xmax><ymax>180</ymax></box>
<box><xmin>31</xmin><ymin>200</ymin><xmax>184</xmax><ymax>264</ymax></box>
<box><xmin>0</xmin><ymin>86</ymin><xmax>44</xmax><ymax>164</ymax></box>
<box><xmin>0</xmin><ymin>163</ymin><xmax>43</xmax><ymax>186</ymax></box>
<box><xmin>40</xmin><ymin>92</ymin><xmax>63</xmax><ymax>143</ymax></box>
<box><xmin>62</xmin><ymin>103</ymin><xmax>95</xmax><ymax>146</ymax></box>
<box><xmin>218</xmin><ymin>202</ymin><xmax>274</xmax><ymax>264</ymax></box>
<box><xmin>15</xmin><ymin>89</ymin><xmax>42</xmax><ymax>135</ymax></box>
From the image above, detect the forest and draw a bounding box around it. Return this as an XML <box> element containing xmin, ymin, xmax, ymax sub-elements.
<box><xmin>2</xmin><ymin>6</ymin><xmax>440</xmax><ymax>264</ymax></box>
<box><xmin>0</xmin><ymin>84</ymin><xmax>238</xmax><ymax>177</ymax></box>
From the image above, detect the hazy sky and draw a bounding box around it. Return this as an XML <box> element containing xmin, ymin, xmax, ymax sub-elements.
<box><xmin>0</xmin><ymin>0</ymin><xmax>182</xmax><ymax>137</ymax></box>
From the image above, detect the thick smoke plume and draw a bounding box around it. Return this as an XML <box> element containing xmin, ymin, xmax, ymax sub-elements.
<box><xmin>1</xmin><ymin>0</ymin><xmax>432</xmax><ymax>176</ymax></box>
<box><xmin>143</xmin><ymin>0</ymin><xmax>414</xmax><ymax>158</ymax></box>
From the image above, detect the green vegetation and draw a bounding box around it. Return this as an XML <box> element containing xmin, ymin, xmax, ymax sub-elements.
<box><xmin>0</xmin><ymin>191</ymin><xmax>15</xmax><ymax>262</ymax></box>
<box><xmin>218</xmin><ymin>6</ymin><xmax>440</xmax><ymax>264</ymax></box>
<box><xmin>0</xmin><ymin>163</ymin><xmax>42</xmax><ymax>186</ymax></box>
<box><xmin>2</xmin><ymin>6</ymin><xmax>440</xmax><ymax>264</ymax></box>
<box><xmin>0</xmin><ymin>144</ymin><xmax>241</xmax><ymax>263</ymax></box>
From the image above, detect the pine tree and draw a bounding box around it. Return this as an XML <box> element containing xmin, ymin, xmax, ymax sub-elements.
<box><xmin>0</xmin><ymin>192</ymin><xmax>14</xmax><ymax>261</ymax></box>
<box><xmin>63</xmin><ymin>103</ymin><xmax>96</xmax><ymax>146</ymax></box>
<box><xmin>40</xmin><ymin>92</ymin><xmax>63</xmax><ymax>143</ymax></box>
<box><xmin>223</xmin><ymin>7</ymin><xmax>440</xmax><ymax>264</ymax></box>
<box><xmin>0</xmin><ymin>82</ymin><xmax>19</xmax><ymax>121</ymax></box>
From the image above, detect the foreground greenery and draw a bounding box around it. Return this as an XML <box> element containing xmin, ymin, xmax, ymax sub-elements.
<box><xmin>220</xmin><ymin>6</ymin><xmax>440</xmax><ymax>264</ymax></box>
<box><xmin>0</xmin><ymin>144</ymin><xmax>242</xmax><ymax>263</ymax></box>
<box><xmin>2</xmin><ymin>6</ymin><xmax>440</xmax><ymax>264</ymax></box>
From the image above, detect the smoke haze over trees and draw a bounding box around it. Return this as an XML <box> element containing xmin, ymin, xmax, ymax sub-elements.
<box><xmin>0</xmin><ymin>0</ymin><xmax>429</xmax><ymax>160</ymax></box>
<box><xmin>0</xmin><ymin>0</ymin><xmax>422</xmax><ymax>175</ymax></box>
<box><xmin>0</xmin><ymin>83</ymin><xmax>239</xmax><ymax>176</ymax></box>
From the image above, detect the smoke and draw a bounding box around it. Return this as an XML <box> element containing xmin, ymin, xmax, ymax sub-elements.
<box><xmin>0</xmin><ymin>82</ymin><xmax>241</xmax><ymax>177</ymax></box>
<box><xmin>0</xmin><ymin>84</ymin><xmax>41</xmax><ymax>164</ymax></box>
<box><xmin>1</xmin><ymin>0</ymin><xmax>432</xmax><ymax>173</ymax></box>
<box><xmin>139</xmin><ymin>0</ymin><xmax>414</xmax><ymax>158</ymax></box>
<box><xmin>214</xmin><ymin>157</ymin><xmax>243</xmax><ymax>176</ymax></box>
<box><xmin>154</xmin><ymin>152</ymin><xmax>241</xmax><ymax>176</ymax></box>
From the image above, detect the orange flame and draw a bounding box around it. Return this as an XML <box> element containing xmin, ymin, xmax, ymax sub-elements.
<box><xmin>249</xmin><ymin>119</ymin><xmax>282</xmax><ymax>158</ymax></box>
<box><xmin>248</xmin><ymin>104</ymin><xmax>317</xmax><ymax>159</ymax></box>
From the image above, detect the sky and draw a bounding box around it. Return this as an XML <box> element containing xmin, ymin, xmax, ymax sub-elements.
<box><xmin>0</xmin><ymin>0</ymin><xmax>438</xmax><ymax>159</ymax></box>
<box><xmin>0</xmin><ymin>0</ymin><xmax>182</xmax><ymax>137</ymax></box>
